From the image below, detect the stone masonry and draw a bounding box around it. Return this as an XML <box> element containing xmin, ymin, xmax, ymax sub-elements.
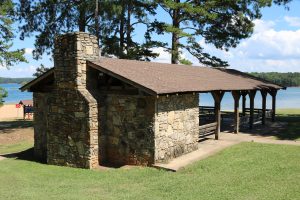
<box><xmin>32</xmin><ymin>32</ymin><xmax>200</xmax><ymax>169</ymax></box>
<box><xmin>47</xmin><ymin>32</ymin><xmax>99</xmax><ymax>168</ymax></box>
<box><xmin>33</xmin><ymin>92</ymin><xmax>51</xmax><ymax>161</ymax></box>
<box><xmin>103</xmin><ymin>95</ymin><xmax>156</xmax><ymax>166</ymax></box>
<box><xmin>154</xmin><ymin>94</ymin><xmax>199</xmax><ymax>163</ymax></box>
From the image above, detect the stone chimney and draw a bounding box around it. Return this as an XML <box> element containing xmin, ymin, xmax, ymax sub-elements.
<box><xmin>54</xmin><ymin>32</ymin><xmax>99</xmax><ymax>89</ymax></box>
<box><xmin>47</xmin><ymin>32</ymin><xmax>99</xmax><ymax>169</ymax></box>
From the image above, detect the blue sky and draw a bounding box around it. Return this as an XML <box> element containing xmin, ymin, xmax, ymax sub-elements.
<box><xmin>1</xmin><ymin>1</ymin><xmax>300</xmax><ymax>78</ymax></box>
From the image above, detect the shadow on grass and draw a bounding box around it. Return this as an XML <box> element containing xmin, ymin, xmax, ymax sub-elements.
<box><xmin>236</xmin><ymin>113</ymin><xmax>300</xmax><ymax>141</ymax></box>
<box><xmin>1</xmin><ymin>147</ymin><xmax>46</xmax><ymax>164</ymax></box>
<box><xmin>0</xmin><ymin>120</ymin><xmax>33</xmax><ymax>134</ymax></box>
<box><xmin>275</xmin><ymin>113</ymin><xmax>300</xmax><ymax>140</ymax></box>
<box><xmin>1</xmin><ymin>148</ymin><xmax>128</xmax><ymax>169</ymax></box>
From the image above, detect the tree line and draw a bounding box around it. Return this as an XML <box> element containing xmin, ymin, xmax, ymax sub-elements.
<box><xmin>0</xmin><ymin>77</ymin><xmax>33</xmax><ymax>84</ymax></box>
<box><xmin>250</xmin><ymin>72</ymin><xmax>300</xmax><ymax>87</ymax></box>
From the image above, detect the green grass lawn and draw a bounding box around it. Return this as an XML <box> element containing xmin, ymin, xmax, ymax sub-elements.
<box><xmin>0</xmin><ymin>141</ymin><xmax>33</xmax><ymax>155</ymax></box>
<box><xmin>0</xmin><ymin>109</ymin><xmax>299</xmax><ymax>199</ymax></box>
<box><xmin>0</xmin><ymin>142</ymin><xmax>299</xmax><ymax>200</ymax></box>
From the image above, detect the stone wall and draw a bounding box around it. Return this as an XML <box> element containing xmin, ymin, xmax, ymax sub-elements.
<box><xmin>102</xmin><ymin>94</ymin><xmax>156</xmax><ymax>166</ymax></box>
<box><xmin>32</xmin><ymin>32</ymin><xmax>201</xmax><ymax>169</ymax></box>
<box><xmin>45</xmin><ymin>32</ymin><xmax>100</xmax><ymax>169</ymax></box>
<box><xmin>33</xmin><ymin>92</ymin><xmax>51</xmax><ymax>161</ymax></box>
<box><xmin>154</xmin><ymin>94</ymin><xmax>199</xmax><ymax>163</ymax></box>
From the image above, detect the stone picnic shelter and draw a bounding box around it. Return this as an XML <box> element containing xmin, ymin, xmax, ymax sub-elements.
<box><xmin>21</xmin><ymin>32</ymin><xmax>283</xmax><ymax>169</ymax></box>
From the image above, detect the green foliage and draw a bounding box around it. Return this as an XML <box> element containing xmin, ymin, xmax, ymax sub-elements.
<box><xmin>249</xmin><ymin>72</ymin><xmax>300</xmax><ymax>87</ymax></box>
<box><xmin>0</xmin><ymin>143</ymin><xmax>299</xmax><ymax>199</ymax></box>
<box><xmin>33</xmin><ymin>64</ymin><xmax>51</xmax><ymax>77</ymax></box>
<box><xmin>16</xmin><ymin>0</ymin><xmax>165</xmax><ymax>61</ymax></box>
<box><xmin>15</xmin><ymin>0</ymin><xmax>292</xmax><ymax>66</ymax></box>
<box><xmin>179</xmin><ymin>57</ymin><xmax>192</xmax><ymax>65</ymax></box>
<box><xmin>0</xmin><ymin>87</ymin><xmax>8</xmax><ymax>105</ymax></box>
<box><xmin>0</xmin><ymin>0</ymin><xmax>26</xmax><ymax>67</ymax></box>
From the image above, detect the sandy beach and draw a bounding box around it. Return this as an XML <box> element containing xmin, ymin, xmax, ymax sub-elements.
<box><xmin>0</xmin><ymin>104</ymin><xmax>25</xmax><ymax>120</ymax></box>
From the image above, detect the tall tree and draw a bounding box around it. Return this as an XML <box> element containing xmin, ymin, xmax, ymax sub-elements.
<box><xmin>16</xmin><ymin>0</ymin><xmax>164</xmax><ymax>61</ymax></box>
<box><xmin>156</xmin><ymin>0</ymin><xmax>292</xmax><ymax>66</ymax></box>
<box><xmin>100</xmin><ymin>0</ymin><xmax>166</xmax><ymax>61</ymax></box>
<box><xmin>17</xmin><ymin>0</ymin><xmax>96</xmax><ymax>59</ymax></box>
<box><xmin>0</xmin><ymin>0</ymin><xmax>26</xmax><ymax>68</ymax></box>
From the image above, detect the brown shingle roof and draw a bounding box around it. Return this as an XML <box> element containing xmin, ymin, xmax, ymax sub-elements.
<box><xmin>88</xmin><ymin>58</ymin><xmax>283</xmax><ymax>95</ymax></box>
<box><xmin>20</xmin><ymin>58</ymin><xmax>283</xmax><ymax>94</ymax></box>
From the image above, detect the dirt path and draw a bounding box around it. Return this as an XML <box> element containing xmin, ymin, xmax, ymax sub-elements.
<box><xmin>0</xmin><ymin>119</ymin><xmax>33</xmax><ymax>161</ymax></box>
<box><xmin>0</xmin><ymin>120</ymin><xmax>33</xmax><ymax>145</ymax></box>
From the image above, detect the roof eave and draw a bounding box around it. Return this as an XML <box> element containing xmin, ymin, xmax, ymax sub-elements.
<box><xmin>87</xmin><ymin>60</ymin><xmax>157</xmax><ymax>96</ymax></box>
<box><xmin>20</xmin><ymin>68</ymin><xmax>55</xmax><ymax>92</ymax></box>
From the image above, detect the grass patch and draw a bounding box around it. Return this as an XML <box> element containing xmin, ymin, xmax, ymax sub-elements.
<box><xmin>0</xmin><ymin>141</ymin><xmax>33</xmax><ymax>155</ymax></box>
<box><xmin>0</xmin><ymin>142</ymin><xmax>299</xmax><ymax>200</ymax></box>
<box><xmin>276</xmin><ymin>109</ymin><xmax>300</xmax><ymax>140</ymax></box>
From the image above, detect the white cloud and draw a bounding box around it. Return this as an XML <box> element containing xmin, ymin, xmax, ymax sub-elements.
<box><xmin>253</xmin><ymin>19</ymin><xmax>276</xmax><ymax>33</ymax></box>
<box><xmin>284</xmin><ymin>16</ymin><xmax>300</xmax><ymax>27</ymax></box>
<box><xmin>24</xmin><ymin>48</ymin><xmax>33</xmax><ymax>55</ymax></box>
<box><xmin>0</xmin><ymin>65</ymin><xmax>38</xmax><ymax>77</ymax></box>
<box><xmin>152</xmin><ymin>18</ymin><xmax>300</xmax><ymax>72</ymax></box>
<box><xmin>151</xmin><ymin>47</ymin><xmax>198</xmax><ymax>65</ymax></box>
<box><xmin>197</xmin><ymin>19</ymin><xmax>300</xmax><ymax>72</ymax></box>
<box><xmin>151</xmin><ymin>47</ymin><xmax>171</xmax><ymax>63</ymax></box>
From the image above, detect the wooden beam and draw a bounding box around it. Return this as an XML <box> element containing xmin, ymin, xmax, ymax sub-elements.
<box><xmin>249</xmin><ymin>90</ymin><xmax>256</xmax><ymax>129</ymax></box>
<box><xmin>261</xmin><ymin>90</ymin><xmax>267</xmax><ymax>125</ymax></box>
<box><xmin>211</xmin><ymin>91</ymin><xmax>225</xmax><ymax>140</ymax></box>
<box><xmin>232</xmin><ymin>91</ymin><xmax>241</xmax><ymax>133</ymax></box>
<box><xmin>269</xmin><ymin>90</ymin><xmax>278</xmax><ymax>122</ymax></box>
<box><xmin>241</xmin><ymin>91</ymin><xmax>248</xmax><ymax>116</ymax></box>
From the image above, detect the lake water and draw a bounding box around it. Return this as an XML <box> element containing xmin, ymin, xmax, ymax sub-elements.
<box><xmin>0</xmin><ymin>83</ymin><xmax>32</xmax><ymax>103</ymax></box>
<box><xmin>1</xmin><ymin>83</ymin><xmax>299</xmax><ymax>109</ymax></box>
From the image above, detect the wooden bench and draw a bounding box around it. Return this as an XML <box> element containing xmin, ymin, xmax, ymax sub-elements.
<box><xmin>199</xmin><ymin>122</ymin><xmax>217</xmax><ymax>138</ymax></box>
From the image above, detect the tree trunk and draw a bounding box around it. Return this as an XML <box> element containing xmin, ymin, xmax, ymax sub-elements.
<box><xmin>171</xmin><ymin>0</ymin><xmax>180</xmax><ymax>64</ymax></box>
<box><xmin>95</xmin><ymin>0</ymin><xmax>99</xmax><ymax>46</ymax></box>
<box><xmin>126</xmin><ymin>0</ymin><xmax>132</xmax><ymax>55</ymax></box>
<box><xmin>119</xmin><ymin>1</ymin><xmax>126</xmax><ymax>58</ymax></box>
<box><xmin>78</xmin><ymin>6</ymin><xmax>86</xmax><ymax>32</ymax></box>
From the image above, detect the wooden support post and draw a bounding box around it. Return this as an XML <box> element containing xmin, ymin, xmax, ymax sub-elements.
<box><xmin>269</xmin><ymin>90</ymin><xmax>278</xmax><ymax>122</ymax></box>
<box><xmin>232</xmin><ymin>91</ymin><xmax>241</xmax><ymax>133</ymax></box>
<box><xmin>249</xmin><ymin>90</ymin><xmax>256</xmax><ymax>129</ymax></box>
<box><xmin>241</xmin><ymin>91</ymin><xmax>247</xmax><ymax>116</ymax></box>
<box><xmin>261</xmin><ymin>90</ymin><xmax>267</xmax><ymax>125</ymax></box>
<box><xmin>211</xmin><ymin>91</ymin><xmax>225</xmax><ymax>140</ymax></box>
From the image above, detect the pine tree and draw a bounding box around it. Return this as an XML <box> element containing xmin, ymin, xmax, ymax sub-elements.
<box><xmin>100</xmin><ymin>0</ymin><xmax>166</xmax><ymax>61</ymax></box>
<box><xmin>16</xmin><ymin>0</ymin><xmax>165</xmax><ymax>61</ymax></box>
<box><xmin>155</xmin><ymin>0</ymin><xmax>292</xmax><ymax>66</ymax></box>
<box><xmin>0</xmin><ymin>0</ymin><xmax>26</xmax><ymax>67</ymax></box>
